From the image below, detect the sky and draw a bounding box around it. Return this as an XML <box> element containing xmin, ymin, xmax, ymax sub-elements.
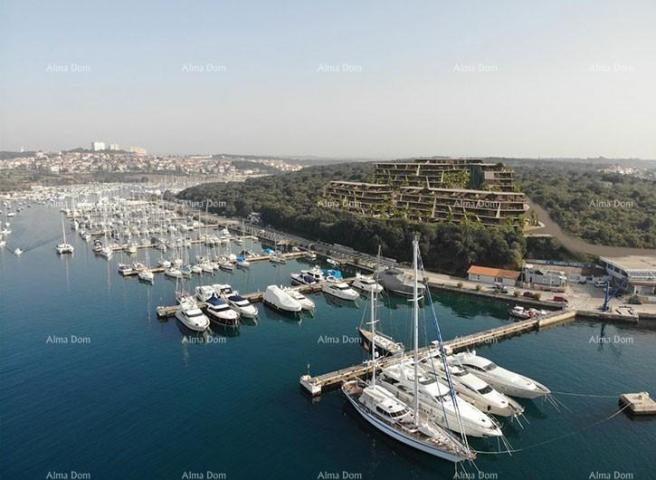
<box><xmin>1</xmin><ymin>0</ymin><xmax>655</xmax><ymax>158</ymax></box>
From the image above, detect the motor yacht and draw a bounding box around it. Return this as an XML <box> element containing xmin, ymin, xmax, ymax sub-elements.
<box><xmin>420</xmin><ymin>355</ymin><xmax>524</xmax><ymax>417</ymax></box>
<box><xmin>263</xmin><ymin>285</ymin><xmax>302</xmax><ymax>314</ymax></box>
<box><xmin>379</xmin><ymin>362</ymin><xmax>503</xmax><ymax>438</ymax></box>
<box><xmin>195</xmin><ymin>285</ymin><xmax>216</xmax><ymax>303</ymax></box>
<box><xmin>205</xmin><ymin>296</ymin><xmax>240</xmax><ymax>327</ymax></box>
<box><xmin>282</xmin><ymin>287</ymin><xmax>315</xmax><ymax>311</ymax></box>
<box><xmin>225</xmin><ymin>294</ymin><xmax>258</xmax><ymax>318</ymax></box>
<box><xmin>138</xmin><ymin>269</ymin><xmax>155</xmax><ymax>284</ymax></box>
<box><xmin>290</xmin><ymin>266</ymin><xmax>324</xmax><ymax>285</ymax></box>
<box><xmin>322</xmin><ymin>279</ymin><xmax>359</xmax><ymax>301</ymax></box>
<box><xmin>352</xmin><ymin>273</ymin><xmax>383</xmax><ymax>294</ymax></box>
<box><xmin>377</xmin><ymin>267</ymin><xmax>426</xmax><ymax>297</ymax></box>
<box><xmin>449</xmin><ymin>351</ymin><xmax>550</xmax><ymax>399</ymax></box>
<box><xmin>175</xmin><ymin>296</ymin><xmax>210</xmax><ymax>332</ymax></box>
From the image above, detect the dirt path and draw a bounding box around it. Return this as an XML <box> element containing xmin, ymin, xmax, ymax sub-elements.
<box><xmin>526</xmin><ymin>199</ymin><xmax>656</xmax><ymax>257</ymax></box>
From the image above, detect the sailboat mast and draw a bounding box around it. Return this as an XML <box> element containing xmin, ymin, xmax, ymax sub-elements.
<box><xmin>412</xmin><ymin>236</ymin><xmax>419</xmax><ymax>426</ymax></box>
<box><xmin>370</xmin><ymin>284</ymin><xmax>376</xmax><ymax>388</ymax></box>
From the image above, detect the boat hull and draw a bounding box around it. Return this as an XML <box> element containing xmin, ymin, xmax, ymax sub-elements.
<box><xmin>343</xmin><ymin>390</ymin><xmax>469</xmax><ymax>463</ymax></box>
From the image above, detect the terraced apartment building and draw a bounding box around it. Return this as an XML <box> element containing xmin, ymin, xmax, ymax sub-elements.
<box><xmin>321</xmin><ymin>158</ymin><xmax>527</xmax><ymax>226</ymax></box>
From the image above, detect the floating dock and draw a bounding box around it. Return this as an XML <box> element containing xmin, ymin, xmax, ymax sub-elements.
<box><xmin>300</xmin><ymin>310</ymin><xmax>577</xmax><ymax>397</ymax></box>
<box><xmin>619</xmin><ymin>392</ymin><xmax>656</xmax><ymax>415</ymax></box>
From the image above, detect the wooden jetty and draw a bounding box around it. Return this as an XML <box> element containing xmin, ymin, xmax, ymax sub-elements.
<box><xmin>300</xmin><ymin>309</ymin><xmax>577</xmax><ymax>397</ymax></box>
<box><xmin>156</xmin><ymin>277</ymin><xmax>343</xmax><ymax>319</ymax></box>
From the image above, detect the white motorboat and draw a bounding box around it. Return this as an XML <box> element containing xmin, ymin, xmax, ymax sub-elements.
<box><xmin>225</xmin><ymin>293</ymin><xmax>258</xmax><ymax>318</ymax></box>
<box><xmin>290</xmin><ymin>266</ymin><xmax>324</xmax><ymax>285</ymax></box>
<box><xmin>205</xmin><ymin>295</ymin><xmax>240</xmax><ymax>327</ymax></box>
<box><xmin>322</xmin><ymin>279</ymin><xmax>359</xmax><ymax>301</ymax></box>
<box><xmin>14</xmin><ymin>247</ymin><xmax>23</xmax><ymax>256</ymax></box>
<box><xmin>175</xmin><ymin>296</ymin><xmax>210</xmax><ymax>332</ymax></box>
<box><xmin>99</xmin><ymin>246</ymin><xmax>113</xmax><ymax>259</ymax></box>
<box><xmin>191</xmin><ymin>264</ymin><xmax>203</xmax><ymax>274</ymax></box>
<box><xmin>283</xmin><ymin>287</ymin><xmax>315</xmax><ymax>311</ymax></box>
<box><xmin>159</xmin><ymin>259</ymin><xmax>171</xmax><ymax>268</ymax></box>
<box><xmin>450</xmin><ymin>351</ymin><xmax>550</xmax><ymax>399</ymax></box>
<box><xmin>138</xmin><ymin>269</ymin><xmax>155</xmax><ymax>284</ymax></box>
<box><xmin>352</xmin><ymin>273</ymin><xmax>383</xmax><ymax>294</ymax></box>
<box><xmin>379</xmin><ymin>362</ymin><xmax>503</xmax><ymax>438</ymax></box>
<box><xmin>263</xmin><ymin>285</ymin><xmax>302</xmax><ymax>314</ymax></box>
<box><xmin>212</xmin><ymin>284</ymin><xmax>235</xmax><ymax>298</ymax></box>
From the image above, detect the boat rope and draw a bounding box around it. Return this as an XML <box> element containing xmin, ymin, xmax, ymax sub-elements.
<box><xmin>550</xmin><ymin>390</ymin><xmax>619</xmax><ymax>398</ymax></box>
<box><xmin>472</xmin><ymin>402</ymin><xmax>631</xmax><ymax>455</ymax></box>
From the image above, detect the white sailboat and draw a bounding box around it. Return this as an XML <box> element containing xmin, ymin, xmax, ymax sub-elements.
<box><xmin>342</xmin><ymin>238</ymin><xmax>474</xmax><ymax>463</ymax></box>
<box><xmin>56</xmin><ymin>217</ymin><xmax>74</xmax><ymax>254</ymax></box>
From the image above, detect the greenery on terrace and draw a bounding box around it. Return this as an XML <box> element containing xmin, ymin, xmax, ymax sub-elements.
<box><xmin>178</xmin><ymin>162</ymin><xmax>526</xmax><ymax>275</ymax></box>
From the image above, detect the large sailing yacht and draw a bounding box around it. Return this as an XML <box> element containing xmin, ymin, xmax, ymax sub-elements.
<box><xmin>342</xmin><ymin>238</ymin><xmax>474</xmax><ymax>463</ymax></box>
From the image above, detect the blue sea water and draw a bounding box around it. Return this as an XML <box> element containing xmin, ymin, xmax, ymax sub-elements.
<box><xmin>1</xmin><ymin>207</ymin><xmax>655</xmax><ymax>480</ymax></box>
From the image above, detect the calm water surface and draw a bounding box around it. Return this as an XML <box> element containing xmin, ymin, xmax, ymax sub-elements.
<box><xmin>1</xmin><ymin>207</ymin><xmax>655</xmax><ymax>480</ymax></box>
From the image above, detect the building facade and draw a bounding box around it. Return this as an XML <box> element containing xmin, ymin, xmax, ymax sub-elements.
<box><xmin>322</xmin><ymin>158</ymin><xmax>527</xmax><ymax>226</ymax></box>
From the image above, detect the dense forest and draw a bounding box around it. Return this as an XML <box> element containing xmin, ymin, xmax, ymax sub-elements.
<box><xmin>515</xmin><ymin>161</ymin><xmax>656</xmax><ymax>248</ymax></box>
<box><xmin>178</xmin><ymin>163</ymin><xmax>526</xmax><ymax>275</ymax></box>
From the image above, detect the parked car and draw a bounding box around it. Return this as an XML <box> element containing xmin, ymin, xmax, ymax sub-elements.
<box><xmin>593</xmin><ymin>279</ymin><xmax>608</xmax><ymax>288</ymax></box>
<box><xmin>552</xmin><ymin>295</ymin><xmax>569</xmax><ymax>304</ymax></box>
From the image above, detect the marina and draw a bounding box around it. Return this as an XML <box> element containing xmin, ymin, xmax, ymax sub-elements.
<box><xmin>2</xmin><ymin>194</ymin><xmax>655</xmax><ymax>479</ymax></box>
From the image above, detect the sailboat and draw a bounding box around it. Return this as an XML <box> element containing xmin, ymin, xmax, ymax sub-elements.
<box><xmin>342</xmin><ymin>238</ymin><xmax>474</xmax><ymax>462</ymax></box>
<box><xmin>56</xmin><ymin>217</ymin><xmax>74</xmax><ymax>254</ymax></box>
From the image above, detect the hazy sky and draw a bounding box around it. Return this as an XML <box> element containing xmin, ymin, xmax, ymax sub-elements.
<box><xmin>1</xmin><ymin>0</ymin><xmax>655</xmax><ymax>158</ymax></box>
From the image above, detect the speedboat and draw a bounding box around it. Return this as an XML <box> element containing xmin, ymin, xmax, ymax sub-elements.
<box><xmin>379</xmin><ymin>362</ymin><xmax>503</xmax><ymax>438</ymax></box>
<box><xmin>377</xmin><ymin>267</ymin><xmax>425</xmax><ymax>297</ymax></box>
<box><xmin>14</xmin><ymin>248</ymin><xmax>23</xmax><ymax>256</ymax></box>
<box><xmin>205</xmin><ymin>296</ymin><xmax>240</xmax><ymax>327</ymax></box>
<box><xmin>263</xmin><ymin>285</ymin><xmax>302</xmax><ymax>314</ymax></box>
<box><xmin>283</xmin><ymin>287</ymin><xmax>315</xmax><ymax>311</ymax></box>
<box><xmin>420</xmin><ymin>354</ymin><xmax>524</xmax><ymax>417</ymax></box>
<box><xmin>352</xmin><ymin>272</ymin><xmax>383</xmax><ymax>294</ymax></box>
<box><xmin>226</xmin><ymin>294</ymin><xmax>258</xmax><ymax>318</ymax></box>
<box><xmin>450</xmin><ymin>351</ymin><xmax>550</xmax><ymax>399</ymax></box>
<box><xmin>322</xmin><ymin>279</ymin><xmax>359</xmax><ymax>301</ymax></box>
<box><xmin>342</xmin><ymin>381</ymin><xmax>474</xmax><ymax>462</ymax></box>
<box><xmin>175</xmin><ymin>296</ymin><xmax>210</xmax><ymax>332</ymax></box>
